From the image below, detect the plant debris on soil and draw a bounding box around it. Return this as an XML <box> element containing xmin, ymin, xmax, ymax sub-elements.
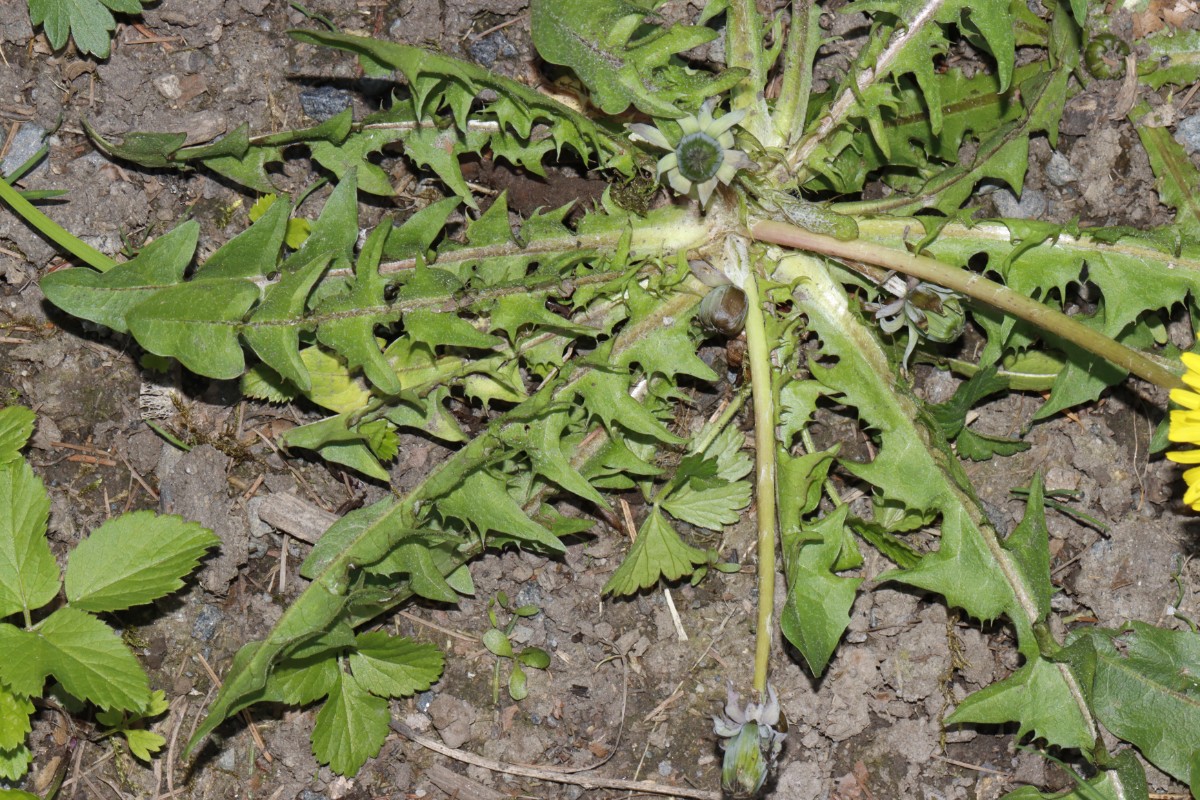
<box><xmin>1</xmin><ymin>2</ymin><xmax>1198</xmax><ymax>799</ymax></box>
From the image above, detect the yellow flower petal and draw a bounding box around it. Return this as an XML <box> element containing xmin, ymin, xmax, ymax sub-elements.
<box><xmin>1167</xmin><ymin>449</ymin><xmax>1200</xmax><ymax>464</ymax></box>
<box><xmin>1170</xmin><ymin>388</ymin><xmax>1200</xmax><ymax>410</ymax></box>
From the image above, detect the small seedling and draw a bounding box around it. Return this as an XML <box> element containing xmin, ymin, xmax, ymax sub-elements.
<box><xmin>482</xmin><ymin>592</ymin><xmax>550</xmax><ymax>703</ymax></box>
<box><xmin>0</xmin><ymin>405</ymin><xmax>218</xmax><ymax>782</ymax></box>
<box><xmin>94</xmin><ymin>689</ymin><xmax>171</xmax><ymax>762</ymax></box>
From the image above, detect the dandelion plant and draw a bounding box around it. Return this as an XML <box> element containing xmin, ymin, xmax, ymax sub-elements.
<box><xmin>5</xmin><ymin>0</ymin><xmax>1200</xmax><ymax>796</ymax></box>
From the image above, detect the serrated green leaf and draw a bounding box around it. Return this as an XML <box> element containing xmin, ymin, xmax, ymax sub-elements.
<box><xmin>126</xmin><ymin>278</ymin><xmax>259</xmax><ymax>379</ymax></box>
<box><xmin>123</xmin><ymin>728</ymin><xmax>166</xmax><ymax>762</ymax></box>
<box><xmin>280</xmin><ymin>414</ymin><xmax>390</xmax><ymax>481</ymax></box>
<box><xmin>661</xmin><ymin>480</ymin><xmax>751</xmax><ymax>531</ymax></box>
<box><xmin>350</xmin><ymin>632</ymin><xmax>442</xmax><ymax>698</ymax></box>
<box><xmin>311</xmin><ymin>128</ymin><xmax>403</xmax><ymax>197</ymax></box>
<box><xmin>613</xmin><ymin>314</ymin><xmax>718</xmax><ymax>384</ymax></box>
<box><xmin>316</xmin><ymin>213</ymin><xmax>404</xmax><ymax>395</ymax></box>
<box><xmin>777</xmin><ymin>253</ymin><xmax>1038</xmax><ymax>653</ymax></box>
<box><xmin>290</xmin><ymin>30</ymin><xmax>627</xmax><ymax>175</ymax></box>
<box><xmin>0</xmin><ymin>608</ymin><xmax>150</xmax><ymax>711</ymax></box>
<box><xmin>780</xmin><ymin>505</ymin><xmax>864</xmax><ymax>676</ymax></box>
<box><xmin>489</xmin><ymin>293</ymin><xmax>594</xmax><ymax>341</ymax></box>
<box><xmin>367</xmin><ymin>543</ymin><xmax>459</xmax><ymax>602</ymax></box>
<box><xmin>507</xmin><ymin>411</ymin><xmax>608</xmax><ymax>508</ymax></box>
<box><xmin>440</xmin><ymin>471</ymin><xmax>564</xmax><ymax>553</ymax></box>
<box><xmin>0</xmin><ymin>407</ymin><xmax>35</xmax><ymax>465</ymax></box>
<box><xmin>0</xmin><ymin>460</ymin><xmax>59</xmax><ymax>620</ymax></box>
<box><xmin>531</xmin><ymin>0</ymin><xmax>715</xmax><ymax>118</ymax></box>
<box><xmin>400</xmin><ymin>125</ymin><xmax>479</xmax><ymax>210</ymax></box>
<box><xmin>1064</xmin><ymin>623</ymin><xmax>1200</xmax><ymax>785</ymax></box>
<box><xmin>947</xmin><ymin>655</ymin><xmax>1095</xmax><ymax>751</ymax></box>
<box><xmin>262</xmin><ymin>655</ymin><xmax>339</xmax><ymax>706</ymax></box>
<box><xmin>0</xmin><ymin>684</ymin><xmax>33</xmax><ymax>751</ymax></box>
<box><xmin>574</xmin><ymin>368</ymin><xmax>684</xmax><ymax>444</ymax></box>
<box><xmin>928</xmin><ymin>366</ymin><xmax>1030</xmax><ymax>460</ymax></box>
<box><xmin>243</xmin><ymin>253</ymin><xmax>333</xmax><ymax>391</ymax></box>
<box><xmin>197</xmin><ymin>194</ymin><xmax>290</xmax><ymax>280</ymax></box>
<box><xmin>0</xmin><ymin>744</ymin><xmax>33</xmax><ymax>783</ymax></box>
<box><xmin>40</xmin><ymin>222</ymin><xmax>198</xmax><ymax>333</ymax></box>
<box><xmin>602</xmin><ymin>509</ymin><xmax>708</xmax><ymax>595</ymax></box>
<box><xmin>64</xmin><ymin>511</ymin><xmax>218</xmax><ymax>613</ymax></box>
<box><xmin>311</xmin><ymin>672</ymin><xmax>390</xmax><ymax>776</ymax></box>
<box><xmin>403</xmin><ymin>309</ymin><xmax>502</xmax><ymax>350</ymax></box>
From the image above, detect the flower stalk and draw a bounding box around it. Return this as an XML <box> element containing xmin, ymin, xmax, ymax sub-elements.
<box><xmin>742</xmin><ymin>268</ymin><xmax>777</xmax><ymax>695</ymax></box>
<box><xmin>750</xmin><ymin>219</ymin><xmax>1184</xmax><ymax>391</ymax></box>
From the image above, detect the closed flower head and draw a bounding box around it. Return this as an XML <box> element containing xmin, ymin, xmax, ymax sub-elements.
<box><xmin>628</xmin><ymin>98</ymin><xmax>755</xmax><ymax>208</ymax></box>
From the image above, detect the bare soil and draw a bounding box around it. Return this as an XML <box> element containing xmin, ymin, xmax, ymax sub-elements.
<box><xmin>1</xmin><ymin>2</ymin><xmax>1197</xmax><ymax>799</ymax></box>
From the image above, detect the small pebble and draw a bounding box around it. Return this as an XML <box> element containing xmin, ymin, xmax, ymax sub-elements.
<box><xmin>154</xmin><ymin>74</ymin><xmax>183</xmax><ymax>101</ymax></box>
<box><xmin>0</xmin><ymin>123</ymin><xmax>48</xmax><ymax>177</ymax></box>
<box><xmin>467</xmin><ymin>31</ymin><xmax>517</xmax><ymax>68</ymax></box>
<box><xmin>657</xmin><ymin>760</ymin><xmax>673</xmax><ymax>777</ymax></box>
<box><xmin>1045</xmin><ymin>151</ymin><xmax>1078</xmax><ymax>187</ymax></box>
<box><xmin>514</xmin><ymin>583</ymin><xmax>542</xmax><ymax>610</ymax></box>
<box><xmin>1174</xmin><ymin>113</ymin><xmax>1200</xmax><ymax>154</ymax></box>
<box><xmin>217</xmin><ymin>747</ymin><xmax>237</xmax><ymax>772</ymax></box>
<box><xmin>992</xmin><ymin>187</ymin><xmax>1047</xmax><ymax>220</ymax></box>
<box><xmin>300</xmin><ymin>86</ymin><xmax>352</xmax><ymax>122</ymax></box>
<box><xmin>192</xmin><ymin>604</ymin><xmax>223</xmax><ymax>641</ymax></box>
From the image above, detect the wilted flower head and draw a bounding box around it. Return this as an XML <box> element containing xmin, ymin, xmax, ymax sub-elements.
<box><xmin>1166</xmin><ymin>352</ymin><xmax>1200</xmax><ymax>510</ymax></box>
<box><xmin>628</xmin><ymin>98</ymin><xmax>754</xmax><ymax>208</ymax></box>
<box><xmin>865</xmin><ymin>273</ymin><xmax>964</xmax><ymax>369</ymax></box>
<box><xmin>713</xmin><ymin>684</ymin><xmax>787</xmax><ymax>797</ymax></box>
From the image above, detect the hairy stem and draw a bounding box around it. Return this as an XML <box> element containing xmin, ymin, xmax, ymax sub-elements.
<box><xmin>742</xmin><ymin>270</ymin><xmax>777</xmax><ymax>695</ymax></box>
<box><xmin>751</xmin><ymin>219</ymin><xmax>1184</xmax><ymax>391</ymax></box>
<box><xmin>0</xmin><ymin>176</ymin><xmax>117</xmax><ymax>272</ymax></box>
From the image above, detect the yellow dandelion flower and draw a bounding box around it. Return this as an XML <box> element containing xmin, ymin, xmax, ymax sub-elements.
<box><xmin>1167</xmin><ymin>352</ymin><xmax>1200</xmax><ymax>510</ymax></box>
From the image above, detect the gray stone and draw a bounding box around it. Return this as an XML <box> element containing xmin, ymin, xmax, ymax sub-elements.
<box><xmin>1046</xmin><ymin>151</ymin><xmax>1078</xmax><ymax>186</ymax></box>
<box><xmin>1174</xmin><ymin>112</ymin><xmax>1200</xmax><ymax>154</ymax></box>
<box><xmin>0</xmin><ymin>123</ymin><xmax>48</xmax><ymax>178</ymax></box>
<box><xmin>300</xmin><ymin>86</ymin><xmax>352</xmax><ymax>122</ymax></box>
